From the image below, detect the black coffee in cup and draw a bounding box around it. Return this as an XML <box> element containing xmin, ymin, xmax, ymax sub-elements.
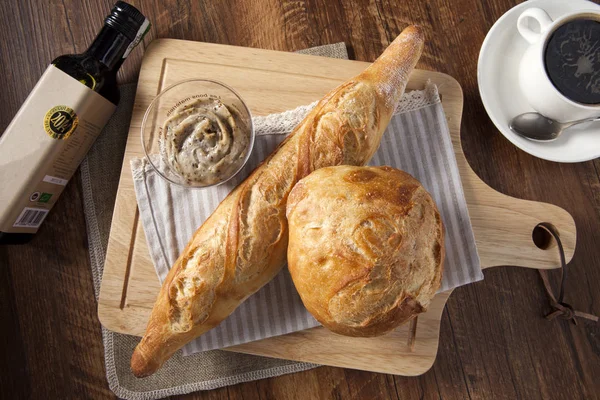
<box><xmin>544</xmin><ymin>18</ymin><xmax>600</xmax><ymax>105</ymax></box>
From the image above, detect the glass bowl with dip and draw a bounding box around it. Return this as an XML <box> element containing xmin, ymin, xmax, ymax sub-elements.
<box><xmin>141</xmin><ymin>79</ymin><xmax>254</xmax><ymax>188</ymax></box>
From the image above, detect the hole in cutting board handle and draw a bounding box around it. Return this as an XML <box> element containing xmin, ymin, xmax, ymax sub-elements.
<box><xmin>532</xmin><ymin>223</ymin><xmax>559</xmax><ymax>250</ymax></box>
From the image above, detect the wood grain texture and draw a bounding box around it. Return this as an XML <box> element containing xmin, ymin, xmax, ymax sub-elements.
<box><xmin>1</xmin><ymin>0</ymin><xmax>599</xmax><ymax>399</ymax></box>
<box><xmin>97</xmin><ymin>39</ymin><xmax>575</xmax><ymax>375</ymax></box>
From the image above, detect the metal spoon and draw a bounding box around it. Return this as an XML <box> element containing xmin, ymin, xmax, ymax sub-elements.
<box><xmin>509</xmin><ymin>112</ymin><xmax>600</xmax><ymax>141</ymax></box>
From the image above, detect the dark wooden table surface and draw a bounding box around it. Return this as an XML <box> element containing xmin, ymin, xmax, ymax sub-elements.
<box><xmin>1</xmin><ymin>0</ymin><xmax>599</xmax><ymax>399</ymax></box>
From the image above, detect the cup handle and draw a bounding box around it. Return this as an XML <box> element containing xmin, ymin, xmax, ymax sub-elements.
<box><xmin>517</xmin><ymin>8</ymin><xmax>554</xmax><ymax>44</ymax></box>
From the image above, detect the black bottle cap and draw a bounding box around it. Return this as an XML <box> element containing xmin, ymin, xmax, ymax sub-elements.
<box><xmin>105</xmin><ymin>1</ymin><xmax>147</xmax><ymax>41</ymax></box>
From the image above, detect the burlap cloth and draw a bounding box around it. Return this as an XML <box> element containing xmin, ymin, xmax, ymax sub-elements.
<box><xmin>81</xmin><ymin>43</ymin><xmax>348</xmax><ymax>400</ymax></box>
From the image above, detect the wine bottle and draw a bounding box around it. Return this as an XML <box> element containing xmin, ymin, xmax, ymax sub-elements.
<box><xmin>0</xmin><ymin>2</ymin><xmax>149</xmax><ymax>245</ymax></box>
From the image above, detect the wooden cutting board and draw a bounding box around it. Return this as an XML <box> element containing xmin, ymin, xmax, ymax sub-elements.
<box><xmin>97</xmin><ymin>39</ymin><xmax>576</xmax><ymax>376</ymax></box>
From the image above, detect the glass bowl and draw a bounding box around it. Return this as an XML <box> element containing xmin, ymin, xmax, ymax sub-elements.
<box><xmin>141</xmin><ymin>79</ymin><xmax>254</xmax><ymax>188</ymax></box>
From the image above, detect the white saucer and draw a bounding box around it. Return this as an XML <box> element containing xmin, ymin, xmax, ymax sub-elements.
<box><xmin>478</xmin><ymin>0</ymin><xmax>600</xmax><ymax>163</ymax></box>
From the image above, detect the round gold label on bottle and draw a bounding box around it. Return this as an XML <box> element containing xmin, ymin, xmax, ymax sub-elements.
<box><xmin>44</xmin><ymin>105</ymin><xmax>78</xmax><ymax>140</ymax></box>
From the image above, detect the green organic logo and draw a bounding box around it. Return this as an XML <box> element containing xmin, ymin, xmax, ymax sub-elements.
<box><xmin>38</xmin><ymin>193</ymin><xmax>53</xmax><ymax>203</ymax></box>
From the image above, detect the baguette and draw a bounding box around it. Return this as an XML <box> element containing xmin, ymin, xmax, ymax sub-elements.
<box><xmin>131</xmin><ymin>26</ymin><xmax>425</xmax><ymax>377</ymax></box>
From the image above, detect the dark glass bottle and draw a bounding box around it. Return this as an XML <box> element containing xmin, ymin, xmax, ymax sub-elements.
<box><xmin>53</xmin><ymin>1</ymin><xmax>148</xmax><ymax>105</ymax></box>
<box><xmin>0</xmin><ymin>2</ymin><xmax>148</xmax><ymax>245</ymax></box>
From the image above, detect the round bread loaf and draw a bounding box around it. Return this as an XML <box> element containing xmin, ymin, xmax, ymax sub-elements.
<box><xmin>286</xmin><ymin>165</ymin><xmax>444</xmax><ymax>337</ymax></box>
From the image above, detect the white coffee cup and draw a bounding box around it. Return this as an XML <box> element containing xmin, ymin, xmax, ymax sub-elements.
<box><xmin>517</xmin><ymin>7</ymin><xmax>600</xmax><ymax>122</ymax></box>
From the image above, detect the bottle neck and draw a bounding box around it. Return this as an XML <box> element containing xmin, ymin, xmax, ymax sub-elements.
<box><xmin>85</xmin><ymin>25</ymin><xmax>132</xmax><ymax>71</ymax></box>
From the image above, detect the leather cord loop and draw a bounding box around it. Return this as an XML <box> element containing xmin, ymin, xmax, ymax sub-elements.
<box><xmin>536</xmin><ymin>223</ymin><xmax>598</xmax><ymax>325</ymax></box>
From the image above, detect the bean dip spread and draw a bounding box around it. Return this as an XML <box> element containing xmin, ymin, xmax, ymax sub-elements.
<box><xmin>160</xmin><ymin>97</ymin><xmax>251</xmax><ymax>185</ymax></box>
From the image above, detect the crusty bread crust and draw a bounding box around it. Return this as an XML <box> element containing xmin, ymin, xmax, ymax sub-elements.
<box><xmin>131</xmin><ymin>26</ymin><xmax>425</xmax><ymax>377</ymax></box>
<box><xmin>286</xmin><ymin>165</ymin><xmax>444</xmax><ymax>337</ymax></box>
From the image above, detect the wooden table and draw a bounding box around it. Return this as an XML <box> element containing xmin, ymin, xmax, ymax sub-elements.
<box><xmin>1</xmin><ymin>1</ymin><xmax>598</xmax><ymax>398</ymax></box>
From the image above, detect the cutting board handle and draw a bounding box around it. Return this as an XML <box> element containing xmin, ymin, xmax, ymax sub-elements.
<box><xmin>458</xmin><ymin>164</ymin><xmax>576</xmax><ymax>271</ymax></box>
<box><xmin>436</xmin><ymin>74</ymin><xmax>576</xmax><ymax>273</ymax></box>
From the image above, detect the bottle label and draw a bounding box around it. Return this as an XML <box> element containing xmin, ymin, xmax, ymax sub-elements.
<box><xmin>123</xmin><ymin>18</ymin><xmax>150</xmax><ymax>58</ymax></box>
<box><xmin>43</xmin><ymin>105</ymin><xmax>79</xmax><ymax>139</ymax></box>
<box><xmin>0</xmin><ymin>65</ymin><xmax>116</xmax><ymax>234</ymax></box>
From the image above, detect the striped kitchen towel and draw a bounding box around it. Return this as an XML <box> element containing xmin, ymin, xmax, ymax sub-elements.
<box><xmin>130</xmin><ymin>82</ymin><xmax>483</xmax><ymax>356</ymax></box>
